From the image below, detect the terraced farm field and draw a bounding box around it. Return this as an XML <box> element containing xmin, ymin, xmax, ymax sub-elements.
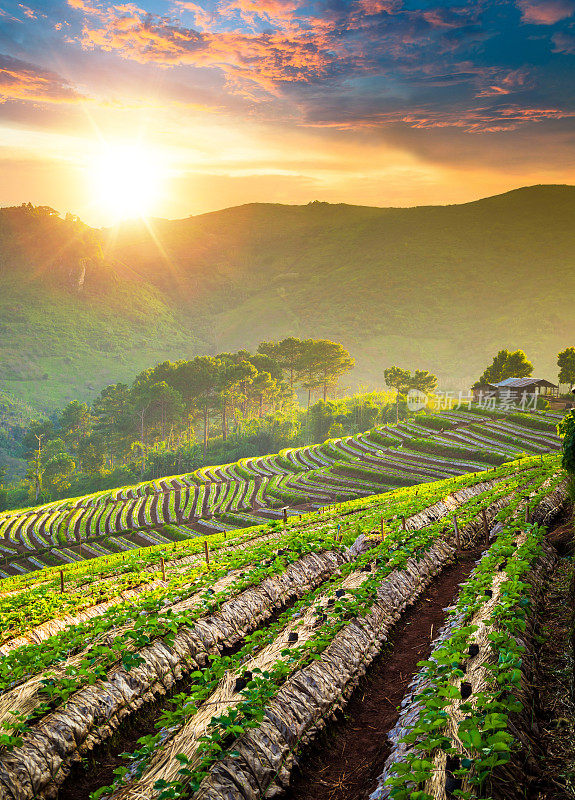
<box><xmin>0</xmin><ymin>449</ymin><xmax>568</xmax><ymax>800</ymax></box>
<box><xmin>0</xmin><ymin>409</ymin><xmax>561</xmax><ymax>577</ymax></box>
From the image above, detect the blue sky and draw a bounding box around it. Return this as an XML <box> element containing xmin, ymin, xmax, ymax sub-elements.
<box><xmin>1</xmin><ymin>0</ymin><xmax>575</xmax><ymax>223</ymax></box>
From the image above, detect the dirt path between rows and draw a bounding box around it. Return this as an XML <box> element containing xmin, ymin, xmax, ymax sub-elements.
<box><xmin>284</xmin><ymin>548</ymin><xmax>483</xmax><ymax>800</ymax></box>
<box><xmin>530</xmin><ymin>516</ymin><xmax>575</xmax><ymax>800</ymax></box>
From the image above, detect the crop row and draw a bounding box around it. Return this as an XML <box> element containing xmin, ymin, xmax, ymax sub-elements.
<box><xmin>0</xmin><ymin>460</ymin><xmax>563</xmax><ymax>800</ymax></box>
<box><xmin>0</xmin><ymin>413</ymin><xmax>560</xmax><ymax>576</ymax></box>
<box><xmin>105</xmin><ymin>469</ymin><xmax>566</xmax><ymax>800</ymax></box>
<box><xmin>0</xmin><ymin>457</ymin><xmax>557</xmax><ymax>651</ymax></box>
<box><xmin>371</xmin><ymin>483</ymin><xmax>564</xmax><ymax>800</ymax></box>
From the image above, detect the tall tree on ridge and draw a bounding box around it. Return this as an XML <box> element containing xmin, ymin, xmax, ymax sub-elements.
<box><xmin>313</xmin><ymin>340</ymin><xmax>355</xmax><ymax>401</ymax></box>
<box><xmin>172</xmin><ymin>357</ymin><xmax>220</xmax><ymax>459</ymax></box>
<box><xmin>93</xmin><ymin>383</ymin><xmax>131</xmax><ymax>463</ymax></box>
<box><xmin>410</xmin><ymin>369</ymin><xmax>438</xmax><ymax>395</ymax></box>
<box><xmin>258</xmin><ymin>338</ymin><xmax>305</xmax><ymax>390</ymax></box>
<box><xmin>558</xmin><ymin>347</ymin><xmax>575</xmax><ymax>387</ymax></box>
<box><xmin>384</xmin><ymin>366</ymin><xmax>412</xmax><ymax>424</ymax></box>
<box><xmin>216</xmin><ymin>356</ymin><xmax>257</xmax><ymax>440</ymax></box>
<box><xmin>474</xmin><ymin>349</ymin><xmax>533</xmax><ymax>387</ymax></box>
<box><xmin>384</xmin><ymin>366</ymin><xmax>438</xmax><ymax>422</ymax></box>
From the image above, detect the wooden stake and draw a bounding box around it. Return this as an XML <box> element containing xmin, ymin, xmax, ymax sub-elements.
<box><xmin>453</xmin><ymin>515</ymin><xmax>461</xmax><ymax>551</ymax></box>
<box><xmin>60</xmin><ymin>569</ymin><xmax>64</xmax><ymax>593</ymax></box>
<box><xmin>401</xmin><ymin>515</ymin><xmax>407</xmax><ymax>532</ymax></box>
<box><xmin>380</xmin><ymin>517</ymin><xmax>385</xmax><ymax>541</ymax></box>
<box><xmin>161</xmin><ymin>557</ymin><xmax>166</xmax><ymax>581</ymax></box>
<box><xmin>204</xmin><ymin>540</ymin><xmax>210</xmax><ymax>565</ymax></box>
<box><xmin>283</xmin><ymin>507</ymin><xmax>288</xmax><ymax>526</ymax></box>
<box><xmin>482</xmin><ymin>508</ymin><xmax>489</xmax><ymax>546</ymax></box>
<box><xmin>525</xmin><ymin>503</ymin><xmax>530</xmax><ymax>523</ymax></box>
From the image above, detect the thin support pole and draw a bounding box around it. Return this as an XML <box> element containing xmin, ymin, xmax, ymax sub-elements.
<box><xmin>453</xmin><ymin>515</ymin><xmax>461</xmax><ymax>551</ymax></box>
<box><xmin>482</xmin><ymin>508</ymin><xmax>489</xmax><ymax>546</ymax></box>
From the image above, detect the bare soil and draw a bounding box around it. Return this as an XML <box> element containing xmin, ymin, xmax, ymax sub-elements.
<box><xmin>284</xmin><ymin>548</ymin><xmax>483</xmax><ymax>800</ymax></box>
<box><xmin>532</xmin><ymin>518</ymin><xmax>575</xmax><ymax>800</ymax></box>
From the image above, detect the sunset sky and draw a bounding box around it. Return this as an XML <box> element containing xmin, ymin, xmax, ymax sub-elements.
<box><xmin>1</xmin><ymin>0</ymin><xmax>575</xmax><ymax>225</ymax></box>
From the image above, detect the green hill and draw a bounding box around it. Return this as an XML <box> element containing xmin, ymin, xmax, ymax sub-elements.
<box><xmin>1</xmin><ymin>185</ymin><xmax>574</xmax><ymax>413</ymax></box>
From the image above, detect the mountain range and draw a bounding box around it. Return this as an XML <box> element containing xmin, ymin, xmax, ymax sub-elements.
<box><xmin>1</xmin><ymin>184</ymin><xmax>574</xmax><ymax>414</ymax></box>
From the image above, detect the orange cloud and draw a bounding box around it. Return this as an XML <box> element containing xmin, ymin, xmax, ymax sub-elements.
<box><xmin>0</xmin><ymin>54</ymin><xmax>84</xmax><ymax>104</ymax></box>
<box><xmin>76</xmin><ymin>3</ymin><xmax>338</xmax><ymax>93</ymax></box>
<box><xmin>173</xmin><ymin>0</ymin><xmax>214</xmax><ymax>30</ymax></box>
<box><xmin>68</xmin><ymin>0</ymin><xmax>99</xmax><ymax>11</ymax></box>
<box><xmin>18</xmin><ymin>4</ymin><xmax>37</xmax><ymax>19</ymax></box>
<box><xmin>219</xmin><ymin>0</ymin><xmax>303</xmax><ymax>28</ymax></box>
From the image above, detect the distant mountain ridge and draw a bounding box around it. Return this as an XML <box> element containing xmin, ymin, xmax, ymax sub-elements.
<box><xmin>0</xmin><ymin>184</ymin><xmax>574</xmax><ymax>412</ymax></box>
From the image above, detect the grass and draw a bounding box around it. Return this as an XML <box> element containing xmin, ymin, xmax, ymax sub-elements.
<box><xmin>0</xmin><ymin>278</ymin><xmax>205</xmax><ymax>412</ymax></box>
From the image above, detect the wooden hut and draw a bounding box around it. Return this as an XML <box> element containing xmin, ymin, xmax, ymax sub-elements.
<box><xmin>489</xmin><ymin>377</ymin><xmax>559</xmax><ymax>399</ymax></box>
<box><xmin>472</xmin><ymin>377</ymin><xmax>559</xmax><ymax>405</ymax></box>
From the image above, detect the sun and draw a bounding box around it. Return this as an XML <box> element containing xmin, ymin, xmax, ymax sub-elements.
<box><xmin>90</xmin><ymin>142</ymin><xmax>164</xmax><ymax>223</ymax></box>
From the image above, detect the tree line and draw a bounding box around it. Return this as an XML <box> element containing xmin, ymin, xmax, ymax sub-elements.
<box><xmin>14</xmin><ymin>338</ymin><xmax>355</xmax><ymax>504</ymax></box>
<box><xmin>473</xmin><ymin>347</ymin><xmax>575</xmax><ymax>387</ymax></box>
<box><xmin>5</xmin><ymin>340</ymin><xmax>573</xmax><ymax>512</ymax></box>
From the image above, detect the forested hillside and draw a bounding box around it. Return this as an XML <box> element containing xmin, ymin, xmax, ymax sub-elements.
<box><xmin>1</xmin><ymin>185</ymin><xmax>574</xmax><ymax>414</ymax></box>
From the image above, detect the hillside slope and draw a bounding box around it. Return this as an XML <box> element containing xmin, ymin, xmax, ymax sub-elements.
<box><xmin>1</xmin><ymin>185</ymin><xmax>574</xmax><ymax>411</ymax></box>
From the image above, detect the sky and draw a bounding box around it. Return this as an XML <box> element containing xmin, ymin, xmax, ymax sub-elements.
<box><xmin>1</xmin><ymin>0</ymin><xmax>575</xmax><ymax>225</ymax></box>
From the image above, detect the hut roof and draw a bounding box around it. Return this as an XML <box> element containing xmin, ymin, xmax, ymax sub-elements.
<box><xmin>489</xmin><ymin>377</ymin><xmax>558</xmax><ymax>389</ymax></box>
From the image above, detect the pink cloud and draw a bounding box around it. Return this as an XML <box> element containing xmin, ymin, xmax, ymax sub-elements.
<box><xmin>518</xmin><ymin>0</ymin><xmax>575</xmax><ymax>24</ymax></box>
<box><xmin>305</xmin><ymin>105</ymin><xmax>575</xmax><ymax>134</ymax></box>
<box><xmin>475</xmin><ymin>68</ymin><xmax>530</xmax><ymax>97</ymax></box>
<box><xmin>422</xmin><ymin>8</ymin><xmax>464</xmax><ymax>28</ymax></box>
<box><xmin>355</xmin><ymin>0</ymin><xmax>400</xmax><ymax>16</ymax></box>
